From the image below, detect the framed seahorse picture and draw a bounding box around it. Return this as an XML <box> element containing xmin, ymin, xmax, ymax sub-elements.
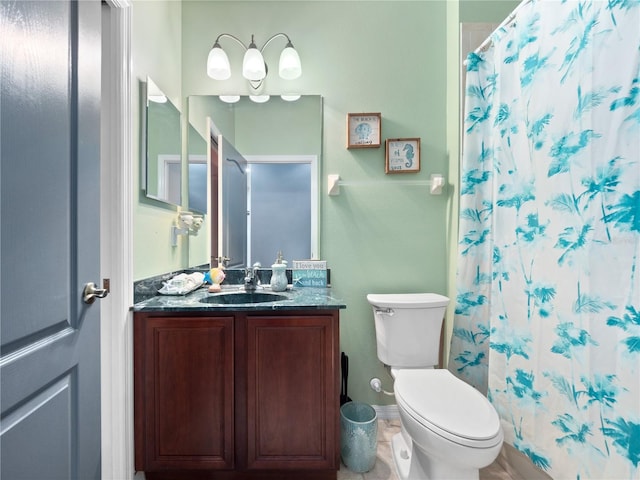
<box><xmin>385</xmin><ymin>138</ymin><xmax>420</xmax><ymax>173</ymax></box>
<box><xmin>347</xmin><ymin>112</ymin><xmax>381</xmax><ymax>148</ymax></box>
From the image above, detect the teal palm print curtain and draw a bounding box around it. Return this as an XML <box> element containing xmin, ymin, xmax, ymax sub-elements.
<box><xmin>449</xmin><ymin>0</ymin><xmax>640</xmax><ymax>478</ymax></box>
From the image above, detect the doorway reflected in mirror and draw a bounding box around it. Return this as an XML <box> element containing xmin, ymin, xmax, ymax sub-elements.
<box><xmin>187</xmin><ymin>95</ymin><xmax>322</xmax><ymax>268</ymax></box>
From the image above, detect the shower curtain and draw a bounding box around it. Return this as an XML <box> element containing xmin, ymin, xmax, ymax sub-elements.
<box><xmin>449</xmin><ymin>1</ymin><xmax>640</xmax><ymax>478</ymax></box>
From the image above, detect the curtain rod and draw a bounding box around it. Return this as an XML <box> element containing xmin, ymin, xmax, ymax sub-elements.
<box><xmin>472</xmin><ymin>0</ymin><xmax>533</xmax><ymax>56</ymax></box>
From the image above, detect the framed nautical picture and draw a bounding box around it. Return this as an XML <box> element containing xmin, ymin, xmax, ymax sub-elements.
<box><xmin>347</xmin><ymin>113</ymin><xmax>381</xmax><ymax>149</ymax></box>
<box><xmin>385</xmin><ymin>138</ymin><xmax>420</xmax><ymax>173</ymax></box>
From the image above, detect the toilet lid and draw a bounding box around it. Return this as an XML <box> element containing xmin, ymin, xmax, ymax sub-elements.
<box><xmin>394</xmin><ymin>369</ymin><xmax>502</xmax><ymax>448</ymax></box>
<box><xmin>367</xmin><ymin>293</ymin><xmax>449</xmax><ymax>309</ymax></box>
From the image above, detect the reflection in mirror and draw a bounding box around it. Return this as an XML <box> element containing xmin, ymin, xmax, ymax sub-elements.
<box><xmin>218</xmin><ymin>135</ymin><xmax>247</xmax><ymax>268</ymax></box>
<box><xmin>187</xmin><ymin>95</ymin><xmax>322</xmax><ymax>268</ymax></box>
<box><xmin>187</xmin><ymin>123</ymin><xmax>207</xmax><ymax>214</ymax></box>
<box><xmin>245</xmin><ymin>156</ymin><xmax>315</xmax><ymax>267</ymax></box>
<box><xmin>144</xmin><ymin>77</ymin><xmax>182</xmax><ymax>206</ymax></box>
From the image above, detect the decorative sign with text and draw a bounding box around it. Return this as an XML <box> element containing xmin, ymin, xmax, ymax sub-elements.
<box><xmin>385</xmin><ymin>138</ymin><xmax>421</xmax><ymax>173</ymax></box>
<box><xmin>347</xmin><ymin>113</ymin><xmax>381</xmax><ymax>149</ymax></box>
<box><xmin>292</xmin><ymin>260</ymin><xmax>328</xmax><ymax>287</ymax></box>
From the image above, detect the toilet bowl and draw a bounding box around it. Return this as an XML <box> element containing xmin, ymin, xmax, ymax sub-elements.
<box><xmin>392</xmin><ymin>368</ymin><xmax>503</xmax><ymax>479</ymax></box>
<box><xmin>367</xmin><ymin>293</ymin><xmax>503</xmax><ymax>480</ymax></box>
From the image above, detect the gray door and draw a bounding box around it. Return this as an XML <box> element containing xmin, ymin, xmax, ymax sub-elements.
<box><xmin>1</xmin><ymin>1</ymin><xmax>103</xmax><ymax>479</ymax></box>
<box><xmin>218</xmin><ymin>135</ymin><xmax>248</xmax><ymax>268</ymax></box>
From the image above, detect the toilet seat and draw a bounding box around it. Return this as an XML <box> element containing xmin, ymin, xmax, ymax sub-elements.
<box><xmin>394</xmin><ymin>369</ymin><xmax>502</xmax><ymax>448</ymax></box>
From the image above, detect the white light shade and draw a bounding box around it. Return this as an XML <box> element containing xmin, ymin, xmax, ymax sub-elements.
<box><xmin>249</xmin><ymin>94</ymin><xmax>270</xmax><ymax>103</ymax></box>
<box><xmin>207</xmin><ymin>46</ymin><xmax>231</xmax><ymax>80</ymax></box>
<box><xmin>242</xmin><ymin>48</ymin><xmax>266</xmax><ymax>81</ymax></box>
<box><xmin>148</xmin><ymin>94</ymin><xmax>167</xmax><ymax>103</ymax></box>
<box><xmin>279</xmin><ymin>46</ymin><xmax>301</xmax><ymax>80</ymax></box>
<box><xmin>219</xmin><ymin>95</ymin><xmax>240</xmax><ymax>104</ymax></box>
<box><xmin>147</xmin><ymin>78</ymin><xmax>167</xmax><ymax>103</ymax></box>
<box><xmin>281</xmin><ymin>94</ymin><xmax>301</xmax><ymax>102</ymax></box>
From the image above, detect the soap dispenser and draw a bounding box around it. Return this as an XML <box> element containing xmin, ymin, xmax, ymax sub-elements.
<box><xmin>270</xmin><ymin>251</ymin><xmax>288</xmax><ymax>292</ymax></box>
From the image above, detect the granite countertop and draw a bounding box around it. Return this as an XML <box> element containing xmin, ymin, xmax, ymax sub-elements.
<box><xmin>132</xmin><ymin>284</ymin><xmax>346</xmax><ymax>312</ymax></box>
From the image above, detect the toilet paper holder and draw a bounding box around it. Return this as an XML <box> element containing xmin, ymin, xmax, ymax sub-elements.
<box><xmin>171</xmin><ymin>211</ymin><xmax>204</xmax><ymax>246</ymax></box>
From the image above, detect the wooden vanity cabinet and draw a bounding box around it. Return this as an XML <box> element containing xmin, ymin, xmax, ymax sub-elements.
<box><xmin>244</xmin><ymin>314</ymin><xmax>338</xmax><ymax>471</ymax></box>
<box><xmin>134</xmin><ymin>315</ymin><xmax>235</xmax><ymax>472</ymax></box>
<box><xmin>134</xmin><ymin>309</ymin><xmax>340</xmax><ymax>480</ymax></box>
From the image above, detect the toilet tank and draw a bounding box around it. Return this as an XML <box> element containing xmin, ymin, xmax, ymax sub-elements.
<box><xmin>367</xmin><ymin>293</ymin><xmax>450</xmax><ymax>368</ymax></box>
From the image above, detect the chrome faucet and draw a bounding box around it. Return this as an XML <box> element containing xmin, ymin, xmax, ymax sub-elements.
<box><xmin>244</xmin><ymin>262</ymin><xmax>262</xmax><ymax>291</ymax></box>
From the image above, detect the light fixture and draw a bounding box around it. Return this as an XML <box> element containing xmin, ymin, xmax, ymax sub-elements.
<box><xmin>206</xmin><ymin>41</ymin><xmax>231</xmax><ymax>80</ymax></box>
<box><xmin>219</xmin><ymin>95</ymin><xmax>241</xmax><ymax>104</ymax></box>
<box><xmin>281</xmin><ymin>94</ymin><xmax>301</xmax><ymax>102</ymax></box>
<box><xmin>242</xmin><ymin>35</ymin><xmax>267</xmax><ymax>81</ymax></box>
<box><xmin>279</xmin><ymin>40</ymin><xmax>302</xmax><ymax>80</ymax></box>
<box><xmin>147</xmin><ymin>79</ymin><xmax>168</xmax><ymax>103</ymax></box>
<box><xmin>247</xmin><ymin>76</ymin><xmax>270</xmax><ymax>103</ymax></box>
<box><xmin>207</xmin><ymin>33</ymin><xmax>302</xmax><ymax>93</ymax></box>
<box><xmin>148</xmin><ymin>94</ymin><xmax>167</xmax><ymax>104</ymax></box>
<box><xmin>249</xmin><ymin>94</ymin><xmax>270</xmax><ymax>104</ymax></box>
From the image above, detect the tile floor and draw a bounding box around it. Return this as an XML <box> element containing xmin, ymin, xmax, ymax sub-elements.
<box><xmin>338</xmin><ymin>418</ymin><xmax>512</xmax><ymax>480</ymax></box>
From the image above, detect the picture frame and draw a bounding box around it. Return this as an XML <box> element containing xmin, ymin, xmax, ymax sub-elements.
<box><xmin>347</xmin><ymin>113</ymin><xmax>381</xmax><ymax>149</ymax></box>
<box><xmin>385</xmin><ymin>138</ymin><xmax>421</xmax><ymax>174</ymax></box>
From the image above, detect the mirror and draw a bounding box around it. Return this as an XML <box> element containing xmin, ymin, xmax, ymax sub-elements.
<box><xmin>187</xmin><ymin>95</ymin><xmax>322</xmax><ymax>268</ymax></box>
<box><xmin>218</xmin><ymin>134</ymin><xmax>248</xmax><ymax>268</ymax></box>
<box><xmin>187</xmin><ymin>123</ymin><xmax>207</xmax><ymax>214</ymax></box>
<box><xmin>143</xmin><ymin>77</ymin><xmax>182</xmax><ymax>206</ymax></box>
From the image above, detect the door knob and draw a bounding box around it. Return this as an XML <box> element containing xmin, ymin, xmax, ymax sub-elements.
<box><xmin>83</xmin><ymin>280</ymin><xmax>109</xmax><ymax>304</ymax></box>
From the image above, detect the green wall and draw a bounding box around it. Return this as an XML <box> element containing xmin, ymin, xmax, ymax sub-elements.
<box><xmin>133</xmin><ymin>0</ymin><xmax>519</xmax><ymax>406</ymax></box>
<box><xmin>132</xmin><ymin>0</ymin><xmax>185</xmax><ymax>279</ymax></box>
<box><xmin>181</xmin><ymin>0</ymin><xmax>450</xmax><ymax>408</ymax></box>
<box><xmin>460</xmin><ymin>0</ymin><xmax>518</xmax><ymax>22</ymax></box>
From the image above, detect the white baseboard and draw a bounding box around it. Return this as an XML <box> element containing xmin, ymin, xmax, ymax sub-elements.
<box><xmin>372</xmin><ymin>404</ymin><xmax>400</xmax><ymax>420</ymax></box>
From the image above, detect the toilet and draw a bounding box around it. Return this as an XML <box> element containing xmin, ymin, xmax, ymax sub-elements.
<box><xmin>367</xmin><ymin>293</ymin><xmax>503</xmax><ymax>480</ymax></box>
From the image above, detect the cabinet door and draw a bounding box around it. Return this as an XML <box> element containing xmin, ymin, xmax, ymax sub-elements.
<box><xmin>246</xmin><ymin>314</ymin><xmax>338</xmax><ymax>470</ymax></box>
<box><xmin>136</xmin><ymin>316</ymin><xmax>234</xmax><ymax>471</ymax></box>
